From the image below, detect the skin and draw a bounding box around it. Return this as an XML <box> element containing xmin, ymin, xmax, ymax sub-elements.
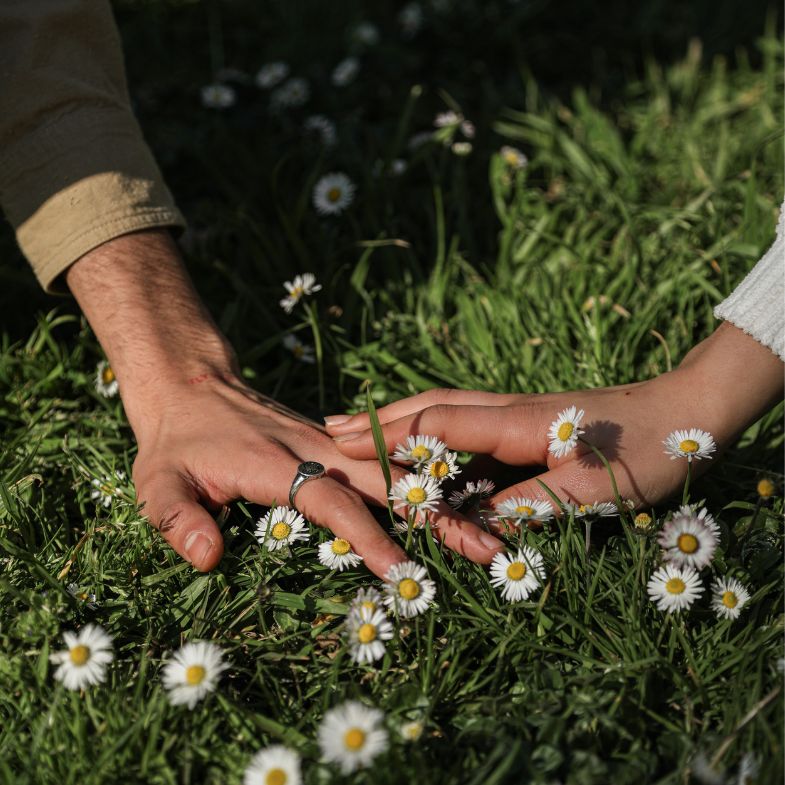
<box><xmin>65</xmin><ymin>229</ymin><xmax>505</xmax><ymax>577</ymax></box>
<box><xmin>326</xmin><ymin>321</ymin><xmax>784</xmax><ymax>518</ymax></box>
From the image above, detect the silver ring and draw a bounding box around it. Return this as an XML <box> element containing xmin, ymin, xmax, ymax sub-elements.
<box><xmin>289</xmin><ymin>461</ymin><xmax>326</xmax><ymax>508</ymax></box>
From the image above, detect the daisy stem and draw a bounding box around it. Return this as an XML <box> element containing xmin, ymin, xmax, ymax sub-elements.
<box><xmin>305</xmin><ymin>302</ymin><xmax>325</xmax><ymax>410</ymax></box>
<box><xmin>682</xmin><ymin>461</ymin><xmax>692</xmax><ymax>506</ymax></box>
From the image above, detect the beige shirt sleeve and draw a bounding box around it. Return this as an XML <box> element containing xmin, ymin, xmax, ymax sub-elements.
<box><xmin>0</xmin><ymin>0</ymin><xmax>185</xmax><ymax>293</ymax></box>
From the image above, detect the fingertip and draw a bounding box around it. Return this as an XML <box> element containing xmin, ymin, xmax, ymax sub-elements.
<box><xmin>184</xmin><ymin>528</ymin><xmax>224</xmax><ymax>571</ymax></box>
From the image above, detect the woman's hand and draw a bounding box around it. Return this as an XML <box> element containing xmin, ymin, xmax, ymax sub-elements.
<box><xmin>326</xmin><ymin>322</ymin><xmax>784</xmax><ymax>516</ymax></box>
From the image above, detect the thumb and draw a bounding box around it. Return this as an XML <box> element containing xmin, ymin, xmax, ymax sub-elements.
<box><xmin>135</xmin><ymin>469</ymin><xmax>225</xmax><ymax>571</ymax></box>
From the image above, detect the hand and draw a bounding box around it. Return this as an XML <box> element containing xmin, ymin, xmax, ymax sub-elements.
<box><xmin>326</xmin><ymin>322</ymin><xmax>784</xmax><ymax>517</ymax></box>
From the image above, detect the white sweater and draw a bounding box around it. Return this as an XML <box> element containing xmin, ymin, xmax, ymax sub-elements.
<box><xmin>714</xmin><ymin>203</ymin><xmax>785</xmax><ymax>361</ymax></box>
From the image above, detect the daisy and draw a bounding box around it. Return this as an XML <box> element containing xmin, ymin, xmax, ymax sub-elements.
<box><xmin>389</xmin><ymin>474</ymin><xmax>443</xmax><ymax>514</ymax></box>
<box><xmin>424</xmin><ymin>451</ymin><xmax>461</xmax><ymax>482</ymax></box>
<box><xmin>303</xmin><ymin>115</ymin><xmax>337</xmax><ymax>147</ymax></box>
<box><xmin>658</xmin><ymin>514</ymin><xmax>718</xmax><ymax>569</ymax></box>
<box><xmin>566</xmin><ymin>501</ymin><xmax>618</xmax><ymax>518</ymax></box>
<box><xmin>448</xmin><ymin>478</ymin><xmax>496</xmax><ymax>510</ymax></box>
<box><xmin>399</xmin><ymin>720</ymin><xmax>424</xmax><ymax>742</ymax></box>
<box><xmin>349</xmin><ymin>587</ymin><xmax>383</xmax><ymax>615</ymax></box>
<box><xmin>451</xmin><ymin>141</ymin><xmax>472</xmax><ymax>156</ymax></box>
<box><xmin>383</xmin><ymin>561</ymin><xmax>437</xmax><ymax>617</ymax></box>
<box><xmin>270</xmin><ymin>77</ymin><xmax>310</xmax><ymax>110</ymax></box>
<box><xmin>346</xmin><ymin>606</ymin><xmax>394</xmax><ymax>664</ymax></box>
<box><xmin>162</xmin><ymin>640</ymin><xmax>229</xmax><ymax>709</ymax></box>
<box><xmin>244</xmin><ymin>745</ymin><xmax>301</xmax><ymax>785</ymax></box>
<box><xmin>647</xmin><ymin>564</ymin><xmax>703</xmax><ymax>613</ymax></box>
<box><xmin>493</xmin><ymin>497</ymin><xmax>553</xmax><ymax>525</ymax></box>
<box><xmin>674</xmin><ymin>504</ymin><xmax>721</xmax><ymax>538</ymax></box>
<box><xmin>282</xmin><ymin>334</ymin><xmax>315</xmax><ymax>364</ymax></box>
<box><xmin>50</xmin><ymin>624</ymin><xmax>114</xmax><ymax>691</ymax></box>
<box><xmin>67</xmin><ymin>583</ymin><xmax>97</xmax><ymax>607</ymax></box>
<box><xmin>500</xmin><ymin>145</ymin><xmax>528</xmax><ymax>169</ymax></box>
<box><xmin>90</xmin><ymin>470</ymin><xmax>126</xmax><ymax>507</ymax></box>
<box><xmin>711</xmin><ymin>577</ymin><xmax>751</xmax><ymax>620</ymax></box>
<box><xmin>279</xmin><ymin>272</ymin><xmax>322</xmax><ymax>313</ymax></box>
<box><xmin>757</xmin><ymin>478</ymin><xmax>776</xmax><ymax>498</ymax></box>
<box><xmin>255</xmin><ymin>506</ymin><xmax>309</xmax><ymax>551</ymax></box>
<box><xmin>318</xmin><ymin>700</ymin><xmax>389</xmax><ymax>774</ymax></box>
<box><xmin>392</xmin><ymin>434</ymin><xmax>447</xmax><ymax>467</ymax></box>
<box><xmin>547</xmin><ymin>406</ymin><xmax>585</xmax><ymax>458</ymax></box>
<box><xmin>634</xmin><ymin>512</ymin><xmax>653</xmax><ymax>531</ymax></box>
<box><xmin>489</xmin><ymin>547</ymin><xmax>546</xmax><ymax>602</ymax></box>
<box><xmin>318</xmin><ymin>538</ymin><xmax>363</xmax><ymax>571</ymax></box>
<box><xmin>398</xmin><ymin>3</ymin><xmax>424</xmax><ymax>37</ymax></box>
<box><xmin>200</xmin><ymin>83</ymin><xmax>236</xmax><ymax>109</ymax></box>
<box><xmin>434</xmin><ymin>110</ymin><xmax>462</xmax><ymax>128</ymax></box>
<box><xmin>663</xmin><ymin>428</ymin><xmax>716</xmax><ymax>462</ymax></box>
<box><xmin>332</xmin><ymin>57</ymin><xmax>360</xmax><ymax>87</ymax></box>
<box><xmin>352</xmin><ymin>22</ymin><xmax>380</xmax><ymax>46</ymax></box>
<box><xmin>255</xmin><ymin>61</ymin><xmax>289</xmax><ymax>89</ymax></box>
<box><xmin>736</xmin><ymin>753</ymin><xmax>758</xmax><ymax>785</ymax></box>
<box><xmin>95</xmin><ymin>360</ymin><xmax>119</xmax><ymax>397</ymax></box>
<box><xmin>312</xmin><ymin>172</ymin><xmax>356</xmax><ymax>216</ymax></box>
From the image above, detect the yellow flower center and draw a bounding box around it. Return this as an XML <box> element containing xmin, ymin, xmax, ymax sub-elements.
<box><xmin>578</xmin><ymin>505</ymin><xmax>589</xmax><ymax>514</ymax></box>
<box><xmin>634</xmin><ymin>513</ymin><xmax>652</xmax><ymax>529</ymax></box>
<box><xmin>292</xmin><ymin>345</ymin><xmax>304</xmax><ymax>359</ymax></box>
<box><xmin>506</xmin><ymin>562</ymin><xmax>526</xmax><ymax>581</ymax></box>
<box><xmin>69</xmin><ymin>645</ymin><xmax>90</xmax><ymax>666</ymax></box>
<box><xmin>515</xmin><ymin>505</ymin><xmax>535</xmax><ymax>516</ymax></box>
<box><xmin>410</xmin><ymin>445</ymin><xmax>432</xmax><ymax>462</ymax></box>
<box><xmin>331</xmin><ymin>538</ymin><xmax>351</xmax><ymax>555</ymax></box>
<box><xmin>185</xmin><ymin>665</ymin><xmax>206</xmax><ymax>685</ymax></box>
<box><xmin>406</xmin><ymin>487</ymin><xmax>427</xmax><ymax>505</ymax></box>
<box><xmin>327</xmin><ymin>187</ymin><xmax>342</xmax><ymax>203</ymax></box>
<box><xmin>503</xmin><ymin>151</ymin><xmax>519</xmax><ymax>165</ymax></box>
<box><xmin>665</xmin><ymin>578</ymin><xmax>686</xmax><ymax>595</ymax></box>
<box><xmin>101</xmin><ymin>367</ymin><xmax>115</xmax><ymax>384</ymax></box>
<box><xmin>361</xmin><ymin>601</ymin><xmax>376</xmax><ymax>613</ymax></box>
<box><xmin>266</xmin><ymin>769</ymin><xmax>288</xmax><ymax>785</ymax></box>
<box><xmin>344</xmin><ymin>728</ymin><xmax>366</xmax><ymax>751</ymax></box>
<box><xmin>357</xmin><ymin>623</ymin><xmax>377</xmax><ymax>643</ymax></box>
<box><xmin>557</xmin><ymin>422</ymin><xmax>574</xmax><ymax>441</ymax></box>
<box><xmin>677</xmin><ymin>533</ymin><xmax>699</xmax><ymax>554</ymax></box>
<box><xmin>757</xmin><ymin>478</ymin><xmax>775</xmax><ymax>498</ymax></box>
<box><xmin>291</xmin><ymin>285</ymin><xmax>304</xmax><ymax>299</ymax></box>
<box><xmin>429</xmin><ymin>460</ymin><xmax>449</xmax><ymax>478</ymax></box>
<box><xmin>679</xmin><ymin>439</ymin><xmax>699</xmax><ymax>454</ymax></box>
<box><xmin>271</xmin><ymin>522</ymin><xmax>291</xmax><ymax>540</ymax></box>
<box><xmin>722</xmin><ymin>591</ymin><xmax>738</xmax><ymax>609</ymax></box>
<box><xmin>398</xmin><ymin>578</ymin><xmax>420</xmax><ymax>600</ymax></box>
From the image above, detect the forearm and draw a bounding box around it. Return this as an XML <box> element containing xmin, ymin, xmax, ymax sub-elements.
<box><xmin>65</xmin><ymin>230</ymin><xmax>237</xmax><ymax>434</ymax></box>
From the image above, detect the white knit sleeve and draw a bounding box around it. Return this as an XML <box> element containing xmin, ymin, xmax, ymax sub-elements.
<box><xmin>714</xmin><ymin>202</ymin><xmax>785</xmax><ymax>361</ymax></box>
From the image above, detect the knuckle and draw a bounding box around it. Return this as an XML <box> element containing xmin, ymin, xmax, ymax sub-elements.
<box><xmin>156</xmin><ymin>501</ymin><xmax>190</xmax><ymax>534</ymax></box>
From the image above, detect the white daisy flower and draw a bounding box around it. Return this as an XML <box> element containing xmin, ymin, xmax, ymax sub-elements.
<box><xmin>352</xmin><ymin>21</ymin><xmax>380</xmax><ymax>46</ymax></box>
<box><xmin>255</xmin><ymin>506</ymin><xmax>309</xmax><ymax>551</ymax></box>
<box><xmin>349</xmin><ymin>587</ymin><xmax>383</xmax><ymax>616</ymax></box>
<box><xmin>658</xmin><ymin>514</ymin><xmax>718</xmax><ymax>569</ymax></box>
<box><xmin>398</xmin><ymin>3</ymin><xmax>424</xmax><ymax>37</ymax></box>
<box><xmin>647</xmin><ymin>564</ymin><xmax>703</xmax><ymax>613</ymax></box>
<box><xmin>270</xmin><ymin>77</ymin><xmax>310</xmax><ymax>110</ymax></box>
<box><xmin>90</xmin><ymin>470</ymin><xmax>126</xmax><ymax>507</ymax></box>
<box><xmin>448</xmin><ymin>478</ymin><xmax>496</xmax><ymax>510</ymax></box>
<box><xmin>736</xmin><ymin>753</ymin><xmax>758</xmax><ymax>785</ymax></box>
<box><xmin>303</xmin><ymin>114</ymin><xmax>337</xmax><ymax>147</ymax></box>
<box><xmin>424</xmin><ymin>451</ymin><xmax>461</xmax><ymax>482</ymax></box>
<box><xmin>493</xmin><ymin>497</ymin><xmax>553</xmax><ymax>525</ymax></box>
<box><xmin>547</xmin><ymin>406</ymin><xmax>585</xmax><ymax>458</ymax></box>
<box><xmin>331</xmin><ymin>56</ymin><xmax>360</xmax><ymax>87</ymax></box>
<box><xmin>318</xmin><ymin>538</ymin><xmax>363</xmax><ymax>571</ymax></box>
<box><xmin>566</xmin><ymin>501</ymin><xmax>618</xmax><ymax>518</ymax></box>
<box><xmin>383</xmin><ymin>561</ymin><xmax>437</xmax><ymax>618</ymax></box>
<box><xmin>711</xmin><ymin>577</ymin><xmax>751</xmax><ymax>621</ymax></box>
<box><xmin>489</xmin><ymin>547</ymin><xmax>546</xmax><ymax>602</ymax></box>
<box><xmin>663</xmin><ymin>428</ymin><xmax>716</xmax><ymax>462</ymax></box>
<box><xmin>318</xmin><ymin>700</ymin><xmax>389</xmax><ymax>774</ymax></box>
<box><xmin>451</xmin><ymin>141</ymin><xmax>472</xmax><ymax>156</ymax></box>
<box><xmin>399</xmin><ymin>719</ymin><xmax>424</xmax><ymax>741</ymax></box>
<box><xmin>50</xmin><ymin>624</ymin><xmax>114</xmax><ymax>691</ymax></box>
<box><xmin>282</xmin><ymin>334</ymin><xmax>316</xmax><ymax>364</ymax></box>
<box><xmin>67</xmin><ymin>583</ymin><xmax>97</xmax><ymax>607</ymax></box>
<box><xmin>460</xmin><ymin>120</ymin><xmax>475</xmax><ymax>139</ymax></box>
<box><xmin>500</xmin><ymin>145</ymin><xmax>528</xmax><ymax>169</ymax></box>
<box><xmin>434</xmin><ymin>110</ymin><xmax>463</xmax><ymax>128</ymax></box>
<box><xmin>95</xmin><ymin>360</ymin><xmax>119</xmax><ymax>397</ymax></box>
<box><xmin>255</xmin><ymin>61</ymin><xmax>290</xmax><ymax>89</ymax></box>
<box><xmin>312</xmin><ymin>172</ymin><xmax>356</xmax><ymax>216</ymax></box>
<box><xmin>279</xmin><ymin>272</ymin><xmax>322</xmax><ymax>313</ymax></box>
<box><xmin>392</xmin><ymin>434</ymin><xmax>448</xmax><ymax>466</ymax></box>
<box><xmin>389</xmin><ymin>474</ymin><xmax>443</xmax><ymax>514</ymax></box>
<box><xmin>346</xmin><ymin>606</ymin><xmax>394</xmax><ymax>664</ymax></box>
<box><xmin>200</xmin><ymin>83</ymin><xmax>236</xmax><ymax>109</ymax></box>
<box><xmin>243</xmin><ymin>745</ymin><xmax>301</xmax><ymax>785</ymax></box>
<box><xmin>675</xmin><ymin>504</ymin><xmax>721</xmax><ymax>538</ymax></box>
<box><xmin>162</xmin><ymin>640</ymin><xmax>229</xmax><ymax>709</ymax></box>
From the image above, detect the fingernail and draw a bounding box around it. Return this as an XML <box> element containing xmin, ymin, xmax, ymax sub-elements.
<box><xmin>185</xmin><ymin>532</ymin><xmax>213</xmax><ymax>565</ymax></box>
<box><xmin>478</xmin><ymin>531</ymin><xmax>502</xmax><ymax>551</ymax></box>
<box><xmin>324</xmin><ymin>414</ymin><xmax>352</xmax><ymax>426</ymax></box>
<box><xmin>333</xmin><ymin>432</ymin><xmax>361</xmax><ymax>442</ymax></box>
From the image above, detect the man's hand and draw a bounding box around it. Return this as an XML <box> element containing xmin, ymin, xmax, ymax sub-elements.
<box><xmin>66</xmin><ymin>230</ymin><xmax>505</xmax><ymax>576</ymax></box>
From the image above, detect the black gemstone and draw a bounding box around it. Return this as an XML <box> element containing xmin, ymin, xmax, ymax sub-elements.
<box><xmin>298</xmin><ymin>461</ymin><xmax>325</xmax><ymax>477</ymax></box>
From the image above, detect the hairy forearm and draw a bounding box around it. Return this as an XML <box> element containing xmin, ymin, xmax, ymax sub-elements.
<box><xmin>65</xmin><ymin>230</ymin><xmax>237</xmax><ymax>431</ymax></box>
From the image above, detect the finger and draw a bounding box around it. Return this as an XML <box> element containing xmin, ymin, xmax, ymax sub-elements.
<box><xmin>324</xmin><ymin>388</ymin><xmax>520</xmax><ymax>433</ymax></box>
<box><xmin>135</xmin><ymin>470</ymin><xmax>225</xmax><ymax>571</ymax></box>
<box><xmin>330</xmin><ymin>404</ymin><xmax>549</xmax><ymax>465</ymax></box>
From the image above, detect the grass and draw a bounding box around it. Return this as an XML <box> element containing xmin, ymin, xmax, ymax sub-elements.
<box><xmin>0</xmin><ymin>2</ymin><xmax>783</xmax><ymax>783</ymax></box>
